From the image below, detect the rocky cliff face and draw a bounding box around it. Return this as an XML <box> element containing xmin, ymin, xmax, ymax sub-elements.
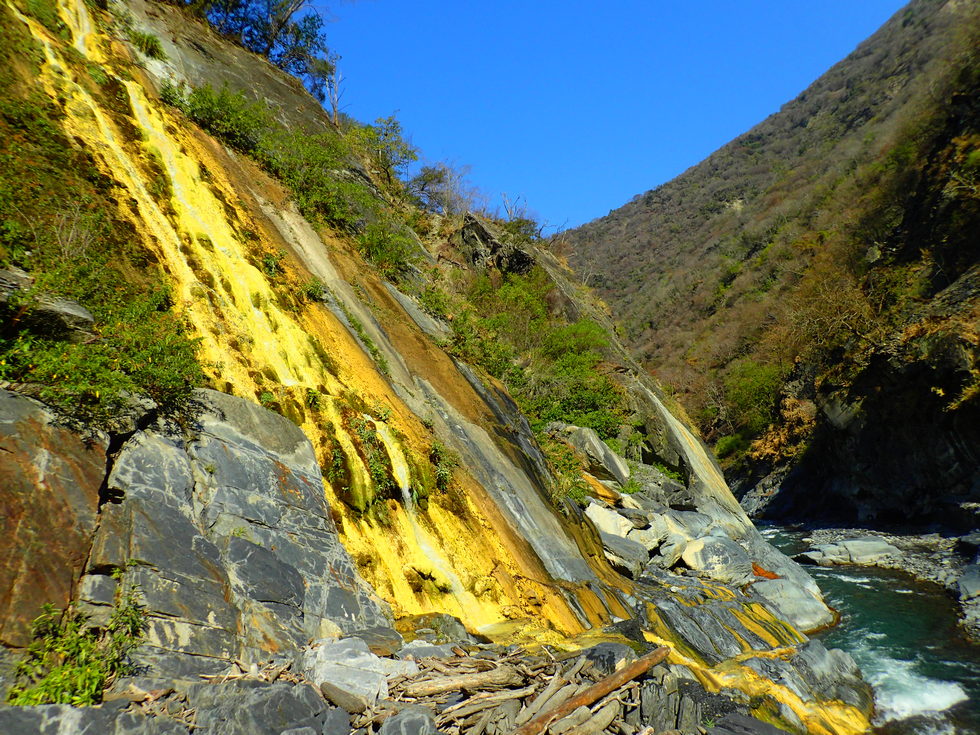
<box><xmin>0</xmin><ymin>0</ymin><xmax>875</xmax><ymax>732</ymax></box>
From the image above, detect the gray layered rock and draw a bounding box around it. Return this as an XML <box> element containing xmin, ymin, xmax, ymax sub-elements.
<box><xmin>798</xmin><ymin>538</ymin><xmax>902</xmax><ymax>566</ymax></box>
<box><xmin>546</xmin><ymin>422</ymin><xmax>631</xmax><ymax>486</ymax></box>
<box><xmin>188</xmin><ymin>680</ymin><xmax>330</xmax><ymax>734</ymax></box>
<box><xmin>681</xmin><ymin>537</ymin><xmax>754</xmax><ymax>585</ymax></box>
<box><xmin>751</xmin><ymin>579</ymin><xmax>835</xmax><ymax>632</ymax></box>
<box><xmin>85</xmin><ymin>389</ymin><xmax>391</xmax><ymax>678</ymax></box>
<box><xmin>0</xmin><ymin>268</ymin><xmax>95</xmax><ymax>341</ymax></box>
<box><xmin>959</xmin><ymin>565</ymin><xmax>980</xmax><ymax>601</ymax></box>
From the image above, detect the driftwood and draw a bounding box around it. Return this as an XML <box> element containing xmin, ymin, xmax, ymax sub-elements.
<box><xmin>510</xmin><ymin>647</ymin><xmax>670</xmax><ymax>735</ymax></box>
<box><xmin>402</xmin><ymin>664</ymin><xmax>523</xmax><ymax>697</ymax></box>
<box><xmin>370</xmin><ymin>643</ymin><xmax>674</xmax><ymax>735</ymax></box>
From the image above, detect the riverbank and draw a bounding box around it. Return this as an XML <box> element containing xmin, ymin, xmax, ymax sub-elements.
<box><xmin>790</xmin><ymin>527</ymin><xmax>980</xmax><ymax>641</ymax></box>
<box><xmin>759</xmin><ymin>526</ymin><xmax>980</xmax><ymax>735</ymax></box>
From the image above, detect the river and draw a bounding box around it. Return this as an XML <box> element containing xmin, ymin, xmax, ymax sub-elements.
<box><xmin>759</xmin><ymin>525</ymin><xmax>980</xmax><ymax>735</ymax></box>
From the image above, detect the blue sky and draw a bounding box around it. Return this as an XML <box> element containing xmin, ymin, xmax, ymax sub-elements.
<box><xmin>320</xmin><ymin>1</ymin><xmax>907</xmax><ymax>230</ymax></box>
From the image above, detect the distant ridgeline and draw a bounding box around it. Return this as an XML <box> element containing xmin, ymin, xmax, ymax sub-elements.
<box><xmin>0</xmin><ymin>0</ymin><xmax>875</xmax><ymax>732</ymax></box>
<box><xmin>561</xmin><ymin>0</ymin><xmax>980</xmax><ymax>528</ymax></box>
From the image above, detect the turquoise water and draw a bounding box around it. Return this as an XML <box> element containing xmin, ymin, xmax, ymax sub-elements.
<box><xmin>759</xmin><ymin>526</ymin><xmax>980</xmax><ymax>735</ymax></box>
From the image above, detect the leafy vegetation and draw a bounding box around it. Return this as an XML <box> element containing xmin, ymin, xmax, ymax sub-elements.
<box><xmin>128</xmin><ymin>30</ymin><xmax>166</xmax><ymax>60</ymax></box>
<box><xmin>429</xmin><ymin>440</ymin><xmax>459</xmax><ymax>492</ymax></box>
<box><xmin>0</xmin><ymin>12</ymin><xmax>204</xmax><ymax>424</ymax></box>
<box><xmin>441</xmin><ymin>265</ymin><xmax>627</xmax><ymax>440</ymax></box>
<box><xmin>162</xmin><ymin>0</ymin><xmax>334</xmax><ymax>100</ymax></box>
<box><xmin>7</xmin><ymin>581</ymin><xmax>146</xmax><ymax>706</ymax></box>
<box><xmin>162</xmin><ymin>81</ymin><xmax>420</xmax><ymax>277</ymax></box>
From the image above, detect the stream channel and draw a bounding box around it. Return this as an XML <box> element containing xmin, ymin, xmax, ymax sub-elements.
<box><xmin>759</xmin><ymin>525</ymin><xmax>980</xmax><ymax>735</ymax></box>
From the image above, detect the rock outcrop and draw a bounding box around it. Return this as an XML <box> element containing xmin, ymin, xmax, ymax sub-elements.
<box><xmin>85</xmin><ymin>389</ymin><xmax>390</xmax><ymax>678</ymax></box>
<box><xmin>0</xmin><ymin>390</ymin><xmax>107</xmax><ymax>647</ymax></box>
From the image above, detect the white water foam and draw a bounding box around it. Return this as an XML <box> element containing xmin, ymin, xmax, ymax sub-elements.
<box><xmin>854</xmin><ymin>648</ymin><xmax>968</xmax><ymax>724</ymax></box>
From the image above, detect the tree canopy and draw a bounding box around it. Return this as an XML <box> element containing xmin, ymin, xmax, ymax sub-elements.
<box><xmin>166</xmin><ymin>0</ymin><xmax>333</xmax><ymax>99</ymax></box>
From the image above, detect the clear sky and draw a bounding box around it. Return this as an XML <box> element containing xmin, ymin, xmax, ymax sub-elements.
<box><xmin>319</xmin><ymin>0</ymin><xmax>907</xmax><ymax>230</ymax></box>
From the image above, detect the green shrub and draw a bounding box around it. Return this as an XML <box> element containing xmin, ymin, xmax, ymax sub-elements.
<box><xmin>715</xmin><ymin>433</ymin><xmax>750</xmax><ymax>459</ymax></box>
<box><xmin>723</xmin><ymin>359</ymin><xmax>786</xmax><ymax>436</ymax></box>
<box><xmin>539</xmin><ymin>436</ymin><xmax>588</xmax><ymax>507</ymax></box>
<box><xmin>260</xmin><ymin>249</ymin><xmax>285</xmax><ymax>277</ymax></box>
<box><xmin>8</xmin><ymin>583</ymin><xmax>145</xmax><ymax>706</ymax></box>
<box><xmin>158</xmin><ymin>79</ymin><xmax>186</xmax><ymax>108</ymax></box>
<box><xmin>300</xmin><ymin>277</ymin><xmax>325</xmax><ymax>302</ymax></box>
<box><xmin>356</xmin><ymin>220</ymin><xmax>418</xmax><ymax>279</ymax></box>
<box><xmin>183</xmin><ymin>83</ymin><xmax>271</xmax><ymax>154</ymax></box>
<box><xmin>429</xmin><ymin>440</ymin><xmax>459</xmax><ymax>492</ymax></box>
<box><xmin>128</xmin><ymin>30</ymin><xmax>166</xmax><ymax>60</ymax></box>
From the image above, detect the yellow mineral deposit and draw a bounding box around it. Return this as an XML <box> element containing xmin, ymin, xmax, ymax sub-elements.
<box><xmin>22</xmin><ymin>0</ymin><xmax>590</xmax><ymax>639</ymax></box>
<box><xmin>14</xmin><ymin>3</ymin><xmax>874</xmax><ymax>730</ymax></box>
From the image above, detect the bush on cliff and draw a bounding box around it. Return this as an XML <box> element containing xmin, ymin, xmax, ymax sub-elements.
<box><xmin>8</xmin><ymin>585</ymin><xmax>145</xmax><ymax>706</ymax></box>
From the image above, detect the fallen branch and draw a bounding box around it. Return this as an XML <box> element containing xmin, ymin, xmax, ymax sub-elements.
<box><xmin>402</xmin><ymin>665</ymin><xmax>523</xmax><ymax>697</ymax></box>
<box><xmin>509</xmin><ymin>647</ymin><xmax>669</xmax><ymax>735</ymax></box>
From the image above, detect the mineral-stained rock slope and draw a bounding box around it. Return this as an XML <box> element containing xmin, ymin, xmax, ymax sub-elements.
<box><xmin>0</xmin><ymin>0</ymin><xmax>876</xmax><ymax>732</ymax></box>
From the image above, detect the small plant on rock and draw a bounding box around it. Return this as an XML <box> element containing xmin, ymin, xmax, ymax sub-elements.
<box><xmin>7</xmin><ymin>581</ymin><xmax>146</xmax><ymax>706</ymax></box>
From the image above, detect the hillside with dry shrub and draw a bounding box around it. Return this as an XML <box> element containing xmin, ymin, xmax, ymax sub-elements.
<box><xmin>561</xmin><ymin>0</ymin><xmax>980</xmax><ymax>526</ymax></box>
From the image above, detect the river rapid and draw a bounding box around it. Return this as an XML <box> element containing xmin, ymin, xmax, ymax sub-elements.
<box><xmin>760</xmin><ymin>526</ymin><xmax>980</xmax><ymax>735</ymax></box>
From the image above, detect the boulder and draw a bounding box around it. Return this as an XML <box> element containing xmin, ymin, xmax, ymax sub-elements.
<box><xmin>455</xmin><ymin>213</ymin><xmax>535</xmax><ymax>274</ymax></box>
<box><xmin>399</xmin><ymin>640</ymin><xmax>456</xmax><ymax>659</ymax></box>
<box><xmin>378</xmin><ymin>707</ymin><xmax>438</xmax><ymax>735</ymax></box>
<box><xmin>351</xmin><ymin>626</ymin><xmax>404</xmax><ymax>657</ymax></box>
<box><xmin>958</xmin><ymin>565</ymin><xmax>980</xmax><ymax>601</ymax></box>
<box><xmin>628</xmin><ymin>525</ymin><xmax>667</xmax><ymax>551</ymax></box>
<box><xmin>663</xmin><ymin>510</ymin><xmax>713</xmax><ymax>541</ymax></box>
<box><xmin>652</xmin><ymin>534</ymin><xmax>689</xmax><ymax>569</ymax></box>
<box><xmin>394</xmin><ymin>612</ymin><xmax>473</xmax><ymax>643</ymax></box>
<box><xmin>599</xmin><ymin>532</ymin><xmax>650</xmax><ymax>578</ymax></box>
<box><xmin>302</xmin><ymin>638</ymin><xmax>418</xmax><ymax>713</ymax></box>
<box><xmin>798</xmin><ymin>537</ymin><xmax>901</xmax><ymax>566</ymax></box>
<box><xmin>751</xmin><ymin>579</ymin><xmax>834</xmax><ymax>632</ymax></box>
<box><xmin>586</xmin><ymin>501</ymin><xmax>634</xmax><ymax>537</ymax></box>
<box><xmin>681</xmin><ymin>537</ymin><xmax>754</xmax><ymax>585</ymax></box>
<box><xmin>547</xmin><ymin>423</ymin><xmax>630</xmax><ymax>486</ymax></box>
<box><xmin>188</xmin><ymin>679</ymin><xmax>328</xmax><ymax>734</ymax></box>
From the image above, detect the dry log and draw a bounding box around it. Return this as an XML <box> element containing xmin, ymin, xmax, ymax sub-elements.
<box><xmin>509</xmin><ymin>647</ymin><xmax>669</xmax><ymax>735</ymax></box>
<box><xmin>403</xmin><ymin>665</ymin><xmax>523</xmax><ymax>697</ymax></box>
<box><xmin>514</xmin><ymin>671</ymin><xmax>566</xmax><ymax>726</ymax></box>
<box><xmin>565</xmin><ymin>701</ymin><xmax>620</xmax><ymax>735</ymax></box>
<box><xmin>439</xmin><ymin>684</ymin><xmax>539</xmax><ymax>722</ymax></box>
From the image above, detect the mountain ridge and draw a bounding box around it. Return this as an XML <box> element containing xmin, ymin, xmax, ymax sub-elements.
<box><xmin>560</xmin><ymin>0</ymin><xmax>979</xmax><ymax>528</ymax></box>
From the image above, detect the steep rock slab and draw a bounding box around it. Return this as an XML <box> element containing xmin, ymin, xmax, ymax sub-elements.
<box><xmin>0</xmin><ymin>389</ymin><xmax>106</xmax><ymax>646</ymax></box>
<box><xmin>85</xmin><ymin>389</ymin><xmax>390</xmax><ymax>676</ymax></box>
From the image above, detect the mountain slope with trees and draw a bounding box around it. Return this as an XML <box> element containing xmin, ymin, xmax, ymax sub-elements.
<box><xmin>560</xmin><ymin>0</ymin><xmax>980</xmax><ymax>527</ymax></box>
